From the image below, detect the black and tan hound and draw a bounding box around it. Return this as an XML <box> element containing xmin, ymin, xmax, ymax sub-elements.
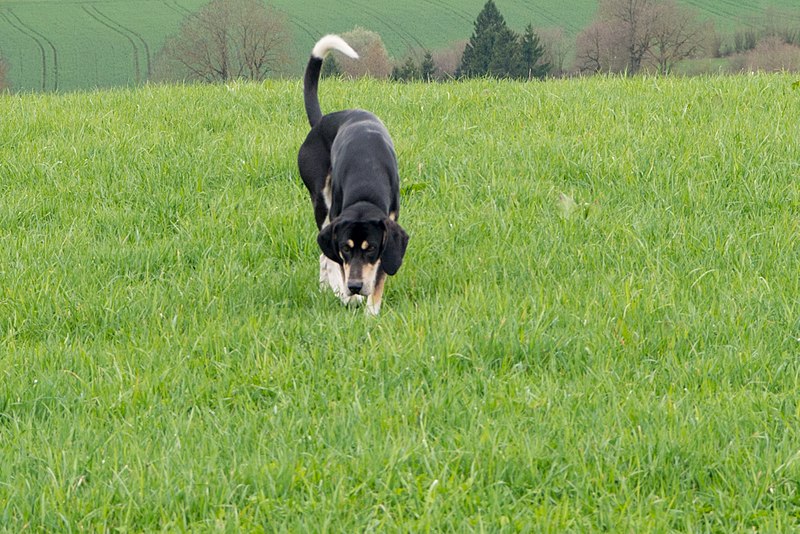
<box><xmin>297</xmin><ymin>35</ymin><xmax>409</xmax><ymax>315</ymax></box>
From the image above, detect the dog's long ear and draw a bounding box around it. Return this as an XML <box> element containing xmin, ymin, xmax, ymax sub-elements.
<box><xmin>380</xmin><ymin>219</ymin><xmax>409</xmax><ymax>275</ymax></box>
<box><xmin>317</xmin><ymin>221</ymin><xmax>342</xmax><ymax>264</ymax></box>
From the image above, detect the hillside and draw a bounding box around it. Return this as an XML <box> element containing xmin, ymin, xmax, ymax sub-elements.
<box><xmin>1</xmin><ymin>0</ymin><xmax>799</xmax><ymax>92</ymax></box>
<box><xmin>1</xmin><ymin>75</ymin><xmax>799</xmax><ymax>530</ymax></box>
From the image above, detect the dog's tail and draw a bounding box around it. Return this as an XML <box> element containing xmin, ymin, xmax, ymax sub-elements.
<box><xmin>304</xmin><ymin>35</ymin><xmax>359</xmax><ymax>127</ymax></box>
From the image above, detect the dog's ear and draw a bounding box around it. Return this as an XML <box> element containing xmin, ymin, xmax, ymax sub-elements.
<box><xmin>380</xmin><ymin>219</ymin><xmax>409</xmax><ymax>275</ymax></box>
<box><xmin>317</xmin><ymin>221</ymin><xmax>342</xmax><ymax>264</ymax></box>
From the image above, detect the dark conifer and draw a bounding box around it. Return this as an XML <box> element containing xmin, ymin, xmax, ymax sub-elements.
<box><xmin>519</xmin><ymin>24</ymin><xmax>550</xmax><ymax>79</ymax></box>
<box><xmin>457</xmin><ymin>0</ymin><xmax>510</xmax><ymax>77</ymax></box>
<box><xmin>420</xmin><ymin>52</ymin><xmax>436</xmax><ymax>81</ymax></box>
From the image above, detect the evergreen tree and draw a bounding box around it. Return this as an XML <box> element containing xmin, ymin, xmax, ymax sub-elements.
<box><xmin>457</xmin><ymin>0</ymin><xmax>523</xmax><ymax>78</ymax></box>
<box><xmin>458</xmin><ymin>0</ymin><xmax>504</xmax><ymax>77</ymax></box>
<box><xmin>519</xmin><ymin>24</ymin><xmax>550</xmax><ymax>79</ymax></box>
<box><xmin>487</xmin><ymin>24</ymin><xmax>523</xmax><ymax>78</ymax></box>
<box><xmin>420</xmin><ymin>51</ymin><xmax>437</xmax><ymax>81</ymax></box>
<box><xmin>391</xmin><ymin>56</ymin><xmax>420</xmax><ymax>81</ymax></box>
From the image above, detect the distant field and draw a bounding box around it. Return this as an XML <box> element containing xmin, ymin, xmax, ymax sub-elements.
<box><xmin>1</xmin><ymin>0</ymin><xmax>799</xmax><ymax>92</ymax></box>
<box><xmin>1</xmin><ymin>74</ymin><xmax>799</xmax><ymax>530</ymax></box>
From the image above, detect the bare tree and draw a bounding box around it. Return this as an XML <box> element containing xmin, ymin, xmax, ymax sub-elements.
<box><xmin>155</xmin><ymin>0</ymin><xmax>291</xmax><ymax>83</ymax></box>
<box><xmin>431</xmin><ymin>40</ymin><xmax>467</xmax><ymax>79</ymax></box>
<box><xmin>598</xmin><ymin>0</ymin><xmax>658</xmax><ymax>74</ymax></box>
<box><xmin>575</xmin><ymin>20</ymin><xmax>625</xmax><ymax>73</ymax></box>
<box><xmin>734</xmin><ymin>37</ymin><xmax>800</xmax><ymax>73</ymax></box>
<box><xmin>577</xmin><ymin>0</ymin><xmax>716</xmax><ymax>75</ymax></box>
<box><xmin>647</xmin><ymin>0</ymin><xmax>713</xmax><ymax>74</ymax></box>
<box><xmin>537</xmin><ymin>27</ymin><xmax>572</xmax><ymax>77</ymax></box>
<box><xmin>335</xmin><ymin>27</ymin><xmax>393</xmax><ymax>78</ymax></box>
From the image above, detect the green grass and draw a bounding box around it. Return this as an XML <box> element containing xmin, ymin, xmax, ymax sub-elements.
<box><xmin>3</xmin><ymin>0</ymin><xmax>800</xmax><ymax>92</ymax></box>
<box><xmin>1</xmin><ymin>74</ymin><xmax>800</xmax><ymax>530</ymax></box>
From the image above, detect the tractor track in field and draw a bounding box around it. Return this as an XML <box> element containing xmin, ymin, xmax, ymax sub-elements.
<box><xmin>161</xmin><ymin>0</ymin><xmax>185</xmax><ymax>17</ymax></box>
<box><xmin>424</xmin><ymin>0</ymin><xmax>473</xmax><ymax>25</ymax></box>
<box><xmin>6</xmin><ymin>9</ymin><xmax>59</xmax><ymax>90</ymax></box>
<box><xmin>1</xmin><ymin>8</ymin><xmax>59</xmax><ymax>91</ymax></box>
<box><xmin>171</xmin><ymin>0</ymin><xmax>193</xmax><ymax>16</ymax></box>
<box><xmin>680</xmin><ymin>0</ymin><xmax>739</xmax><ymax>25</ymax></box>
<box><xmin>290</xmin><ymin>17</ymin><xmax>317</xmax><ymax>42</ymax></box>
<box><xmin>527</xmin><ymin>5</ymin><xmax>577</xmax><ymax>33</ymax></box>
<box><xmin>340</xmin><ymin>0</ymin><xmax>426</xmax><ymax>52</ymax></box>
<box><xmin>92</xmin><ymin>5</ymin><xmax>152</xmax><ymax>79</ymax></box>
<box><xmin>82</xmin><ymin>5</ymin><xmax>151</xmax><ymax>81</ymax></box>
<box><xmin>163</xmin><ymin>0</ymin><xmax>193</xmax><ymax>17</ymax></box>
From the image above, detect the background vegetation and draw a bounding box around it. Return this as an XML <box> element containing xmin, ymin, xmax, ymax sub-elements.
<box><xmin>1</xmin><ymin>0</ymin><xmax>800</xmax><ymax>91</ymax></box>
<box><xmin>1</xmin><ymin>75</ymin><xmax>799</xmax><ymax>530</ymax></box>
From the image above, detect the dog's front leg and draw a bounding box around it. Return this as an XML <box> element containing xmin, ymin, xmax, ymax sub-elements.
<box><xmin>319</xmin><ymin>253</ymin><xmax>330</xmax><ymax>290</ymax></box>
<box><xmin>366</xmin><ymin>271</ymin><xmax>387</xmax><ymax>315</ymax></box>
<box><xmin>320</xmin><ymin>254</ymin><xmax>345</xmax><ymax>296</ymax></box>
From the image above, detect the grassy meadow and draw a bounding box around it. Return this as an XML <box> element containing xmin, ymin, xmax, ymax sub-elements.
<box><xmin>1</xmin><ymin>74</ymin><xmax>800</xmax><ymax>530</ymax></box>
<box><xmin>3</xmin><ymin>0</ymin><xmax>800</xmax><ymax>91</ymax></box>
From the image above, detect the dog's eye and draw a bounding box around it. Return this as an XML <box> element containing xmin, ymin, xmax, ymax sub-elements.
<box><xmin>341</xmin><ymin>244</ymin><xmax>352</xmax><ymax>253</ymax></box>
<box><xmin>367</xmin><ymin>245</ymin><xmax>376</xmax><ymax>253</ymax></box>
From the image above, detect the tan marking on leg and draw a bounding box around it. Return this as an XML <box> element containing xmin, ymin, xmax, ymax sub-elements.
<box><xmin>366</xmin><ymin>271</ymin><xmax>387</xmax><ymax>315</ymax></box>
<box><xmin>389</xmin><ymin>211</ymin><xmax>397</xmax><ymax>221</ymax></box>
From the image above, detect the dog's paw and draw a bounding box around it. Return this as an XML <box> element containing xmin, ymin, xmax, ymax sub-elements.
<box><xmin>342</xmin><ymin>294</ymin><xmax>364</xmax><ymax>306</ymax></box>
<box><xmin>366</xmin><ymin>296</ymin><xmax>381</xmax><ymax>315</ymax></box>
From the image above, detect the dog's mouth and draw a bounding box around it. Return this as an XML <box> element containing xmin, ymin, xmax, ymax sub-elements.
<box><xmin>346</xmin><ymin>282</ymin><xmax>370</xmax><ymax>297</ymax></box>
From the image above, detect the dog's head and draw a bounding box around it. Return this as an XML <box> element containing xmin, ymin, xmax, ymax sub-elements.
<box><xmin>318</xmin><ymin>216</ymin><xmax>409</xmax><ymax>296</ymax></box>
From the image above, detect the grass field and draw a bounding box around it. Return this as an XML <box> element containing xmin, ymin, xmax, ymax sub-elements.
<box><xmin>2</xmin><ymin>0</ymin><xmax>800</xmax><ymax>92</ymax></box>
<box><xmin>1</xmin><ymin>74</ymin><xmax>800</xmax><ymax>530</ymax></box>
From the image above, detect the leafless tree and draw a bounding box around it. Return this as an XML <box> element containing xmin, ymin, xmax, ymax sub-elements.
<box><xmin>537</xmin><ymin>27</ymin><xmax>571</xmax><ymax>77</ymax></box>
<box><xmin>648</xmin><ymin>0</ymin><xmax>712</xmax><ymax>74</ymax></box>
<box><xmin>334</xmin><ymin>27</ymin><xmax>393</xmax><ymax>79</ymax></box>
<box><xmin>155</xmin><ymin>0</ymin><xmax>291</xmax><ymax>83</ymax></box>
<box><xmin>575</xmin><ymin>20</ymin><xmax>625</xmax><ymax>73</ymax></box>
<box><xmin>598</xmin><ymin>0</ymin><xmax>658</xmax><ymax>74</ymax></box>
<box><xmin>431</xmin><ymin>40</ymin><xmax>467</xmax><ymax>79</ymax></box>
<box><xmin>577</xmin><ymin>0</ymin><xmax>716</xmax><ymax>75</ymax></box>
<box><xmin>733</xmin><ymin>37</ymin><xmax>800</xmax><ymax>73</ymax></box>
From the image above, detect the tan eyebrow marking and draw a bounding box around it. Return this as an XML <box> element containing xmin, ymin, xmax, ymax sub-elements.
<box><xmin>346</xmin><ymin>239</ymin><xmax>355</xmax><ymax>248</ymax></box>
<box><xmin>361</xmin><ymin>241</ymin><xmax>369</xmax><ymax>250</ymax></box>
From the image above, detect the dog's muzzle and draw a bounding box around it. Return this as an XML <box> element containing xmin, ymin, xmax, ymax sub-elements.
<box><xmin>347</xmin><ymin>280</ymin><xmax>363</xmax><ymax>295</ymax></box>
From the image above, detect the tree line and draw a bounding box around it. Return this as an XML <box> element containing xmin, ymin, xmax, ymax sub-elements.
<box><xmin>2</xmin><ymin>0</ymin><xmax>799</xmax><ymax>90</ymax></box>
<box><xmin>151</xmin><ymin>0</ymin><xmax>800</xmax><ymax>84</ymax></box>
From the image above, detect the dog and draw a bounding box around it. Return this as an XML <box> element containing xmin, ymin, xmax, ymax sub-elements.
<box><xmin>297</xmin><ymin>35</ymin><xmax>409</xmax><ymax>315</ymax></box>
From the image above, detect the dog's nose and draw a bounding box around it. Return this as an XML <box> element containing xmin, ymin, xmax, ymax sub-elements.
<box><xmin>347</xmin><ymin>281</ymin><xmax>363</xmax><ymax>295</ymax></box>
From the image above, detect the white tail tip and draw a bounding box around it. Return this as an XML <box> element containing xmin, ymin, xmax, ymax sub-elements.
<box><xmin>312</xmin><ymin>34</ymin><xmax>359</xmax><ymax>60</ymax></box>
